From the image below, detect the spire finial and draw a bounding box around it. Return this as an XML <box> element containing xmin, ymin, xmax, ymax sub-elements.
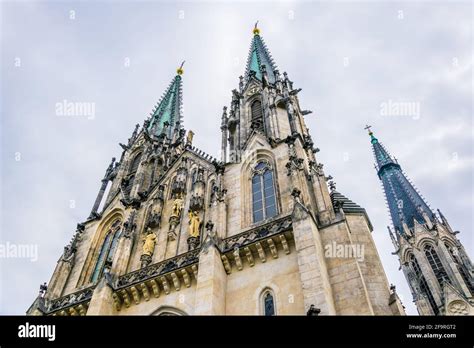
<box><xmin>364</xmin><ymin>124</ymin><xmax>373</xmax><ymax>136</ymax></box>
<box><xmin>177</xmin><ymin>61</ymin><xmax>185</xmax><ymax>75</ymax></box>
<box><xmin>365</xmin><ymin>124</ymin><xmax>378</xmax><ymax>144</ymax></box>
<box><xmin>253</xmin><ymin>21</ymin><xmax>260</xmax><ymax>35</ymax></box>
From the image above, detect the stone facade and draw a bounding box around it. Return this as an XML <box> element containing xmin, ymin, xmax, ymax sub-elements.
<box><xmin>27</xmin><ymin>27</ymin><xmax>406</xmax><ymax>316</ymax></box>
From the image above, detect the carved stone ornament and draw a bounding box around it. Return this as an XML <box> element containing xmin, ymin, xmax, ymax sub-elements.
<box><xmin>187</xmin><ymin>236</ymin><xmax>200</xmax><ymax>251</ymax></box>
<box><xmin>447</xmin><ymin>300</ymin><xmax>469</xmax><ymax>315</ymax></box>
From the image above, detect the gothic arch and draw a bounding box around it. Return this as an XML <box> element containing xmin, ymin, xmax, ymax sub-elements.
<box><xmin>440</xmin><ymin>236</ymin><xmax>458</xmax><ymax>251</ymax></box>
<box><xmin>142</xmin><ymin>158</ymin><xmax>155</xmax><ymax>191</ymax></box>
<box><xmin>440</xmin><ymin>237</ymin><xmax>456</xmax><ymax>249</ymax></box>
<box><xmin>78</xmin><ymin>209</ymin><xmax>124</xmax><ymax>286</ymax></box>
<box><xmin>167</xmin><ymin>173</ymin><xmax>178</xmax><ymax>199</ymax></box>
<box><xmin>274</xmin><ymin>97</ymin><xmax>286</xmax><ymax>109</ymax></box>
<box><xmin>260</xmin><ymin>288</ymin><xmax>276</xmax><ymax>316</ymax></box>
<box><xmin>128</xmin><ymin>150</ymin><xmax>143</xmax><ymax>174</ymax></box>
<box><xmin>190</xmin><ymin>167</ymin><xmax>198</xmax><ymax>186</ymax></box>
<box><xmin>207</xmin><ymin>175</ymin><xmax>217</xmax><ymax>207</ymax></box>
<box><xmin>245</xmin><ymin>94</ymin><xmax>264</xmax><ymax>131</ymax></box>
<box><xmin>400</xmin><ymin>247</ymin><xmax>414</xmax><ymax>265</ymax></box>
<box><xmin>407</xmin><ymin>251</ymin><xmax>439</xmax><ymax>314</ymax></box>
<box><xmin>241</xmin><ymin>150</ymin><xmax>281</xmax><ymax>228</ymax></box>
<box><xmin>254</xmin><ymin>284</ymin><xmax>281</xmax><ymax>316</ymax></box>
<box><xmin>416</xmin><ymin>237</ymin><xmax>437</xmax><ymax>251</ymax></box>
<box><xmin>250</xmin><ymin>99</ymin><xmax>264</xmax><ymax>132</ymax></box>
<box><xmin>142</xmin><ymin>203</ymin><xmax>154</xmax><ymax>232</ymax></box>
<box><xmin>188</xmin><ymin>163</ymin><xmax>201</xmax><ymax>191</ymax></box>
<box><xmin>150</xmin><ymin>306</ymin><xmax>188</xmax><ymax>316</ymax></box>
<box><xmin>423</xmin><ymin>243</ymin><xmax>450</xmax><ymax>288</ymax></box>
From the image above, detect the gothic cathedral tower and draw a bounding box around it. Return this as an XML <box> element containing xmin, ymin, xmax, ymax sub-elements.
<box><xmin>28</xmin><ymin>26</ymin><xmax>405</xmax><ymax>316</ymax></box>
<box><xmin>367</xmin><ymin>127</ymin><xmax>473</xmax><ymax>315</ymax></box>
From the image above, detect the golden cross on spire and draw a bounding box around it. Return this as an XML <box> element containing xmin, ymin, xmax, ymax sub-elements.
<box><xmin>177</xmin><ymin>61</ymin><xmax>185</xmax><ymax>75</ymax></box>
<box><xmin>364</xmin><ymin>124</ymin><xmax>373</xmax><ymax>135</ymax></box>
<box><xmin>253</xmin><ymin>21</ymin><xmax>260</xmax><ymax>35</ymax></box>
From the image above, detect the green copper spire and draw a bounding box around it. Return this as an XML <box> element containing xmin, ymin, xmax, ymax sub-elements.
<box><xmin>147</xmin><ymin>63</ymin><xmax>184</xmax><ymax>138</ymax></box>
<box><xmin>245</xmin><ymin>22</ymin><xmax>277</xmax><ymax>84</ymax></box>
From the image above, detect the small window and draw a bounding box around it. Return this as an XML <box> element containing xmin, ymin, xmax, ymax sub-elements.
<box><xmin>263</xmin><ymin>291</ymin><xmax>275</xmax><ymax>316</ymax></box>
<box><xmin>250</xmin><ymin>100</ymin><xmax>264</xmax><ymax>132</ymax></box>
<box><xmin>123</xmin><ymin>152</ymin><xmax>142</xmax><ymax>197</ymax></box>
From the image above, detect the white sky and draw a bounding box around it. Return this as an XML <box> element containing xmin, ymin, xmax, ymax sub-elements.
<box><xmin>1</xmin><ymin>0</ymin><xmax>472</xmax><ymax>315</ymax></box>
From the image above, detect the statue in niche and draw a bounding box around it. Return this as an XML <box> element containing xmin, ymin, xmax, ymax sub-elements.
<box><xmin>170</xmin><ymin>195</ymin><xmax>184</xmax><ymax>219</ymax></box>
<box><xmin>142</xmin><ymin>228</ymin><xmax>157</xmax><ymax>257</ymax></box>
<box><xmin>186</xmin><ymin>130</ymin><xmax>194</xmax><ymax>146</ymax></box>
<box><xmin>188</xmin><ymin>210</ymin><xmax>201</xmax><ymax>238</ymax></box>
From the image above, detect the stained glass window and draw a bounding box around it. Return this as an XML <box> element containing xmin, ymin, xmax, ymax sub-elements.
<box><xmin>252</xmin><ymin>162</ymin><xmax>277</xmax><ymax>223</ymax></box>
<box><xmin>107</xmin><ymin>230</ymin><xmax>122</xmax><ymax>264</ymax></box>
<box><xmin>90</xmin><ymin>222</ymin><xmax>122</xmax><ymax>283</ymax></box>
<box><xmin>424</xmin><ymin>245</ymin><xmax>450</xmax><ymax>286</ymax></box>
<box><xmin>264</xmin><ymin>292</ymin><xmax>275</xmax><ymax>316</ymax></box>
<box><xmin>445</xmin><ymin>243</ymin><xmax>474</xmax><ymax>294</ymax></box>
<box><xmin>410</xmin><ymin>254</ymin><xmax>439</xmax><ymax>315</ymax></box>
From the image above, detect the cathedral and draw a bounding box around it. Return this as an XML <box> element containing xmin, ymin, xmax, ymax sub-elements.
<box><xmin>28</xmin><ymin>25</ymin><xmax>420</xmax><ymax>316</ymax></box>
<box><xmin>367</xmin><ymin>128</ymin><xmax>473</xmax><ymax>315</ymax></box>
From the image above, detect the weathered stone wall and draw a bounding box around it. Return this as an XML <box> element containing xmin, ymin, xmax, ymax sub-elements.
<box><xmin>225</xmin><ymin>250</ymin><xmax>304</xmax><ymax>315</ymax></box>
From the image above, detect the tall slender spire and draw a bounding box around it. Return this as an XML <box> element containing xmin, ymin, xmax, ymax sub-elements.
<box><xmin>366</xmin><ymin>126</ymin><xmax>432</xmax><ymax>235</ymax></box>
<box><xmin>244</xmin><ymin>22</ymin><xmax>277</xmax><ymax>84</ymax></box>
<box><xmin>147</xmin><ymin>63</ymin><xmax>184</xmax><ymax>138</ymax></box>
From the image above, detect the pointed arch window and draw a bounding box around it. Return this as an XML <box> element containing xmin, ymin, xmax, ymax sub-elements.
<box><xmin>129</xmin><ymin>152</ymin><xmax>142</xmax><ymax>174</ymax></box>
<box><xmin>191</xmin><ymin>168</ymin><xmax>198</xmax><ymax>188</ymax></box>
<box><xmin>209</xmin><ymin>180</ymin><xmax>217</xmax><ymax>206</ymax></box>
<box><xmin>424</xmin><ymin>244</ymin><xmax>450</xmax><ymax>287</ymax></box>
<box><xmin>90</xmin><ymin>220</ymin><xmax>122</xmax><ymax>283</ymax></box>
<box><xmin>250</xmin><ymin>100</ymin><xmax>264</xmax><ymax>132</ymax></box>
<box><xmin>409</xmin><ymin>254</ymin><xmax>439</xmax><ymax>315</ymax></box>
<box><xmin>124</xmin><ymin>152</ymin><xmax>142</xmax><ymax>196</ymax></box>
<box><xmin>261</xmin><ymin>290</ymin><xmax>276</xmax><ymax>316</ymax></box>
<box><xmin>123</xmin><ymin>175</ymin><xmax>135</xmax><ymax>196</ymax></box>
<box><xmin>252</xmin><ymin>161</ymin><xmax>277</xmax><ymax>223</ymax></box>
<box><xmin>445</xmin><ymin>243</ymin><xmax>473</xmax><ymax>294</ymax></box>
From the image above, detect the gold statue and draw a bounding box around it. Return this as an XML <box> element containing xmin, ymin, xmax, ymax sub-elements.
<box><xmin>188</xmin><ymin>210</ymin><xmax>201</xmax><ymax>238</ymax></box>
<box><xmin>186</xmin><ymin>130</ymin><xmax>194</xmax><ymax>146</ymax></box>
<box><xmin>171</xmin><ymin>196</ymin><xmax>184</xmax><ymax>219</ymax></box>
<box><xmin>142</xmin><ymin>229</ymin><xmax>157</xmax><ymax>257</ymax></box>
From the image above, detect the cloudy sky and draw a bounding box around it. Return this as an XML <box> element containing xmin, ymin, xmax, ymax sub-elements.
<box><xmin>1</xmin><ymin>1</ymin><xmax>472</xmax><ymax>315</ymax></box>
